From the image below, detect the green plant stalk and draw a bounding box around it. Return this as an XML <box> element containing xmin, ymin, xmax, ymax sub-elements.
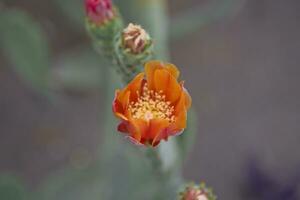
<box><xmin>92</xmin><ymin>0</ymin><xmax>195</xmax><ymax>198</ymax></box>
<box><xmin>145</xmin><ymin>149</ymin><xmax>168</xmax><ymax>199</ymax></box>
<box><xmin>86</xmin><ymin>8</ymin><xmax>123</xmax><ymax>59</ymax></box>
<box><xmin>100</xmin><ymin>66</ymin><xmax>121</xmax><ymax>159</ymax></box>
<box><xmin>116</xmin><ymin>0</ymin><xmax>184</xmax><ymax>199</ymax></box>
<box><xmin>144</xmin><ymin>148</ymin><xmax>182</xmax><ymax>200</ymax></box>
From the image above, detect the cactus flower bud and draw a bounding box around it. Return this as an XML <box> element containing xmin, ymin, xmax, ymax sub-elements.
<box><xmin>122</xmin><ymin>23</ymin><xmax>151</xmax><ymax>54</ymax></box>
<box><xmin>85</xmin><ymin>0</ymin><xmax>122</xmax><ymax>57</ymax></box>
<box><xmin>179</xmin><ymin>183</ymin><xmax>217</xmax><ymax>200</ymax></box>
<box><xmin>114</xmin><ymin>23</ymin><xmax>153</xmax><ymax>82</ymax></box>
<box><xmin>85</xmin><ymin>0</ymin><xmax>114</xmax><ymax>25</ymax></box>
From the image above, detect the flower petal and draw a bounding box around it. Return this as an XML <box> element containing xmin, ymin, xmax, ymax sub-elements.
<box><xmin>180</xmin><ymin>82</ymin><xmax>192</xmax><ymax>109</ymax></box>
<box><xmin>184</xmin><ymin>88</ymin><xmax>192</xmax><ymax>109</ymax></box>
<box><xmin>165</xmin><ymin>63</ymin><xmax>180</xmax><ymax>79</ymax></box>
<box><xmin>122</xmin><ymin>90</ymin><xmax>131</xmax><ymax>110</ymax></box>
<box><xmin>117</xmin><ymin>121</ymin><xmax>128</xmax><ymax>133</ymax></box>
<box><xmin>127</xmin><ymin>118</ymin><xmax>170</xmax><ymax>146</ymax></box>
<box><xmin>112</xmin><ymin>90</ymin><xmax>128</xmax><ymax>120</ymax></box>
<box><xmin>170</xmin><ymin>91</ymin><xmax>188</xmax><ymax>132</ymax></box>
<box><xmin>153</xmin><ymin>69</ymin><xmax>168</xmax><ymax>93</ymax></box>
<box><xmin>117</xmin><ymin>72</ymin><xmax>144</xmax><ymax>103</ymax></box>
<box><xmin>145</xmin><ymin>60</ymin><xmax>164</xmax><ymax>90</ymax></box>
<box><xmin>174</xmin><ymin>109</ymin><xmax>187</xmax><ymax>131</ymax></box>
<box><xmin>113</xmin><ymin>73</ymin><xmax>144</xmax><ymax>119</ymax></box>
<box><xmin>125</xmin><ymin>136</ymin><xmax>145</xmax><ymax>146</ymax></box>
<box><xmin>159</xmin><ymin>127</ymin><xmax>184</xmax><ymax>141</ymax></box>
<box><xmin>153</xmin><ymin>69</ymin><xmax>182</xmax><ymax>103</ymax></box>
<box><xmin>148</xmin><ymin>119</ymin><xmax>170</xmax><ymax>146</ymax></box>
<box><xmin>128</xmin><ymin>118</ymin><xmax>148</xmax><ymax>143</ymax></box>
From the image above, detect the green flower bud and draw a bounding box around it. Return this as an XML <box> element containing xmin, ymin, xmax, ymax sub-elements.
<box><xmin>85</xmin><ymin>0</ymin><xmax>123</xmax><ymax>57</ymax></box>
<box><xmin>114</xmin><ymin>23</ymin><xmax>153</xmax><ymax>82</ymax></box>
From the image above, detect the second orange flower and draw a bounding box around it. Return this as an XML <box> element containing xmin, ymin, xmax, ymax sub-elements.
<box><xmin>113</xmin><ymin>61</ymin><xmax>192</xmax><ymax>147</ymax></box>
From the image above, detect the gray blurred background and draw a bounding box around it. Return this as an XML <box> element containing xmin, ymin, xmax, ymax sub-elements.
<box><xmin>1</xmin><ymin>0</ymin><xmax>300</xmax><ymax>199</ymax></box>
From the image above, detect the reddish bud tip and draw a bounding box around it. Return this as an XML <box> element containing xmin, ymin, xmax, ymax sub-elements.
<box><xmin>179</xmin><ymin>183</ymin><xmax>217</xmax><ymax>200</ymax></box>
<box><xmin>85</xmin><ymin>0</ymin><xmax>114</xmax><ymax>24</ymax></box>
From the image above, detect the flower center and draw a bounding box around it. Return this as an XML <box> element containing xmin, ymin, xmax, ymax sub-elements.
<box><xmin>128</xmin><ymin>83</ymin><xmax>175</xmax><ymax>122</ymax></box>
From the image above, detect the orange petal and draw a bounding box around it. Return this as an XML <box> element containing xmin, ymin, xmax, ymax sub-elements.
<box><xmin>145</xmin><ymin>60</ymin><xmax>164</xmax><ymax>90</ymax></box>
<box><xmin>180</xmin><ymin>82</ymin><xmax>192</xmax><ymax>109</ymax></box>
<box><xmin>166</xmin><ymin>76</ymin><xmax>182</xmax><ymax>104</ymax></box>
<box><xmin>167</xmin><ymin>112</ymin><xmax>187</xmax><ymax>136</ymax></box>
<box><xmin>122</xmin><ymin>90</ymin><xmax>131</xmax><ymax>110</ymax></box>
<box><xmin>165</xmin><ymin>63</ymin><xmax>180</xmax><ymax>79</ymax></box>
<box><xmin>127</xmin><ymin>118</ymin><xmax>148</xmax><ymax>143</ymax></box>
<box><xmin>114</xmin><ymin>73</ymin><xmax>144</xmax><ymax>119</ymax></box>
<box><xmin>126</xmin><ymin>73</ymin><xmax>145</xmax><ymax>102</ymax></box>
<box><xmin>148</xmin><ymin>119</ymin><xmax>170</xmax><ymax>146</ymax></box>
<box><xmin>153</xmin><ymin>68</ymin><xmax>182</xmax><ymax>103</ymax></box>
<box><xmin>112</xmin><ymin>91</ymin><xmax>122</xmax><ymax>113</ymax></box>
<box><xmin>153</xmin><ymin>69</ymin><xmax>169</xmax><ymax>93</ymax></box>
<box><xmin>118</xmin><ymin>72</ymin><xmax>144</xmax><ymax>103</ymax></box>
<box><xmin>173</xmin><ymin>91</ymin><xmax>188</xmax><ymax>130</ymax></box>
<box><xmin>183</xmin><ymin>88</ymin><xmax>192</xmax><ymax>109</ymax></box>
<box><xmin>113</xmin><ymin>90</ymin><xmax>128</xmax><ymax>120</ymax></box>
<box><xmin>174</xmin><ymin>109</ymin><xmax>187</xmax><ymax>131</ymax></box>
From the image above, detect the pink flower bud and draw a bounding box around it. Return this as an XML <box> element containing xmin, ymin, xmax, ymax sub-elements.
<box><xmin>85</xmin><ymin>0</ymin><xmax>114</xmax><ymax>24</ymax></box>
<box><xmin>179</xmin><ymin>183</ymin><xmax>217</xmax><ymax>200</ymax></box>
<box><xmin>181</xmin><ymin>186</ymin><xmax>204</xmax><ymax>200</ymax></box>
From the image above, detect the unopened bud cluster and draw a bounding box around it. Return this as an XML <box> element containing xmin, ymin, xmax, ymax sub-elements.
<box><xmin>85</xmin><ymin>0</ymin><xmax>153</xmax><ymax>83</ymax></box>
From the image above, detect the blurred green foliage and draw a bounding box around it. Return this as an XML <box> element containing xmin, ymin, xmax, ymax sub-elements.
<box><xmin>0</xmin><ymin>10</ymin><xmax>49</xmax><ymax>93</ymax></box>
<box><xmin>52</xmin><ymin>47</ymin><xmax>105</xmax><ymax>91</ymax></box>
<box><xmin>0</xmin><ymin>175</ymin><xmax>28</xmax><ymax>200</ymax></box>
<box><xmin>33</xmin><ymin>162</ymin><xmax>107</xmax><ymax>200</ymax></box>
<box><xmin>53</xmin><ymin>0</ymin><xmax>84</xmax><ymax>30</ymax></box>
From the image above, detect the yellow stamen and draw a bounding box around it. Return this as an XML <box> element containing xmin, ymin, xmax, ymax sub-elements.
<box><xmin>128</xmin><ymin>83</ymin><xmax>175</xmax><ymax>122</ymax></box>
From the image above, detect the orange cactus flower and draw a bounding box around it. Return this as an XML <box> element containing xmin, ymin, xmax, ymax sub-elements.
<box><xmin>113</xmin><ymin>61</ymin><xmax>192</xmax><ymax>147</ymax></box>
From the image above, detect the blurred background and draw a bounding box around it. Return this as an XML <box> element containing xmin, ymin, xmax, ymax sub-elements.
<box><xmin>1</xmin><ymin>0</ymin><xmax>300</xmax><ymax>199</ymax></box>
